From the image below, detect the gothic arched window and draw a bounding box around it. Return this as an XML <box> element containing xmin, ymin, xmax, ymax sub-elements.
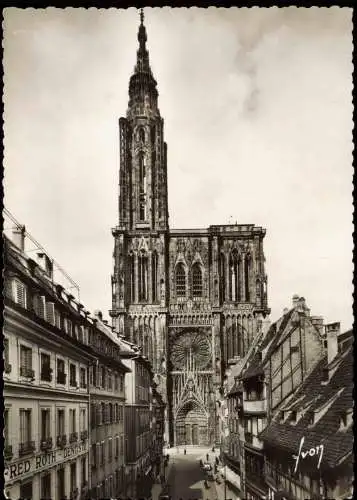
<box><xmin>152</xmin><ymin>251</ymin><xmax>158</xmax><ymax>302</ymax></box>
<box><xmin>175</xmin><ymin>263</ymin><xmax>186</xmax><ymax>297</ymax></box>
<box><xmin>139</xmin><ymin>152</ymin><xmax>146</xmax><ymax>221</ymax></box>
<box><xmin>192</xmin><ymin>263</ymin><xmax>203</xmax><ymax>297</ymax></box>
<box><xmin>229</xmin><ymin>250</ymin><xmax>239</xmax><ymax>302</ymax></box>
<box><xmin>244</xmin><ymin>255</ymin><xmax>250</xmax><ymax>302</ymax></box>
<box><xmin>138</xmin><ymin>251</ymin><xmax>148</xmax><ymax>302</ymax></box>
<box><xmin>138</xmin><ymin>127</ymin><xmax>145</xmax><ymax>143</ymax></box>
<box><xmin>220</xmin><ymin>253</ymin><xmax>226</xmax><ymax>302</ymax></box>
<box><xmin>128</xmin><ymin>253</ymin><xmax>135</xmax><ymax>302</ymax></box>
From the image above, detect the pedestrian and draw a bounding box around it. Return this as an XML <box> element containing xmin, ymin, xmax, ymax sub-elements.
<box><xmin>184</xmin><ymin>448</ymin><xmax>186</xmax><ymax>455</ymax></box>
<box><xmin>206</xmin><ymin>453</ymin><xmax>209</xmax><ymax>461</ymax></box>
<box><xmin>215</xmin><ymin>456</ymin><xmax>219</xmax><ymax>465</ymax></box>
<box><xmin>212</xmin><ymin>445</ymin><xmax>215</xmax><ymax>452</ymax></box>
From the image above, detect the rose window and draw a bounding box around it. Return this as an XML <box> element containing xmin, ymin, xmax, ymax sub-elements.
<box><xmin>171</xmin><ymin>331</ymin><xmax>211</xmax><ymax>370</ymax></box>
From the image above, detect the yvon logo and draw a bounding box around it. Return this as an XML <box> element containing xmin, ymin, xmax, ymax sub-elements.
<box><xmin>292</xmin><ymin>437</ymin><xmax>324</xmax><ymax>473</ymax></box>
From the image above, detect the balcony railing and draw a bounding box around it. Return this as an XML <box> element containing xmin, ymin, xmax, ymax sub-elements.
<box><xmin>57</xmin><ymin>372</ymin><xmax>67</xmax><ymax>384</ymax></box>
<box><xmin>19</xmin><ymin>441</ymin><xmax>36</xmax><ymax>456</ymax></box>
<box><xmin>40</xmin><ymin>367</ymin><xmax>53</xmax><ymax>382</ymax></box>
<box><xmin>57</xmin><ymin>434</ymin><xmax>67</xmax><ymax>448</ymax></box>
<box><xmin>20</xmin><ymin>367</ymin><xmax>35</xmax><ymax>379</ymax></box>
<box><xmin>69</xmin><ymin>432</ymin><xmax>78</xmax><ymax>443</ymax></box>
<box><xmin>243</xmin><ymin>399</ymin><xmax>265</xmax><ymax>413</ymax></box>
<box><xmin>40</xmin><ymin>437</ymin><xmax>53</xmax><ymax>451</ymax></box>
<box><xmin>80</xmin><ymin>430</ymin><xmax>88</xmax><ymax>440</ymax></box>
<box><xmin>4</xmin><ymin>444</ymin><xmax>13</xmax><ymax>460</ymax></box>
<box><xmin>4</xmin><ymin>362</ymin><xmax>12</xmax><ymax>374</ymax></box>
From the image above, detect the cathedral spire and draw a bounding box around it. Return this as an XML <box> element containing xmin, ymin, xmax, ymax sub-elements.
<box><xmin>135</xmin><ymin>7</ymin><xmax>151</xmax><ymax>75</ymax></box>
<box><xmin>128</xmin><ymin>8</ymin><xmax>159</xmax><ymax>114</ymax></box>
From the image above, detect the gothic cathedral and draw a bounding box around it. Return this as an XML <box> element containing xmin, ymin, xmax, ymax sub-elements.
<box><xmin>110</xmin><ymin>12</ymin><xmax>270</xmax><ymax>447</ymax></box>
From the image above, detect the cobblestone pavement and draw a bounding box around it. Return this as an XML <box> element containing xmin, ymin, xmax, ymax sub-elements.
<box><xmin>152</xmin><ymin>446</ymin><xmax>228</xmax><ymax>500</ymax></box>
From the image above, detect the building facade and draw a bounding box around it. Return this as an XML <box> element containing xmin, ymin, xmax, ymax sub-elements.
<box><xmin>88</xmin><ymin>311</ymin><xmax>130</xmax><ymax>499</ymax></box>
<box><xmin>222</xmin><ymin>295</ymin><xmax>353</xmax><ymax>500</ymax></box>
<box><xmin>3</xmin><ymin>229</ymin><xmax>96</xmax><ymax>500</ymax></box>
<box><xmin>110</xmin><ymin>10</ymin><xmax>270</xmax><ymax>447</ymax></box>
<box><xmin>121</xmin><ymin>349</ymin><xmax>156</xmax><ymax>499</ymax></box>
<box><xmin>3</xmin><ymin>226</ymin><xmax>134</xmax><ymax>500</ymax></box>
<box><xmin>261</xmin><ymin>325</ymin><xmax>353</xmax><ymax>500</ymax></box>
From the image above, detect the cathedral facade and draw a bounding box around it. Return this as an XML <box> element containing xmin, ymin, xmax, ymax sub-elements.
<box><xmin>110</xmin><ymin>12</ymin><xmax>270</xmax><ymax>447</ymax></box>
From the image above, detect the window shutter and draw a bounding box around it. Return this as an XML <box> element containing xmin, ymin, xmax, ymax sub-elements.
<box><xmin>55</xmin><ymin>309</ymin><xmax>61</xmax><ymax>329</ymax></box>
<box><xmin>38</xmin><ymin>296</ymin><xmax>46</xmax><ymax>319</ymax></box>
<box><xmin>46</xmin><ymin>302</ymin><xmax>55</xmax><ymax>325</ymax></box>
<box><xmin>15</xmin><ymin>280</ymin><xmax>27</xmax><ymax>307</ymax></box>
<box><xmin>79</xmin><ymin>325</ymin><xmax>85</xmax><ymax>343</ymax></box>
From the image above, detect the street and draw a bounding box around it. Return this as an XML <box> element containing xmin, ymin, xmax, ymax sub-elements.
<box><xmin>162</xmin><ymin>447</ymin><xmax>223</xmax><ymax>500</ymax></box>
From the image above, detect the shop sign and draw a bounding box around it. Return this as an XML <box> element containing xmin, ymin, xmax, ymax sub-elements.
<box><xmin>4</xmin><ymin>441</ymin><xmax>88</xmax><ymax>484</ymax></box>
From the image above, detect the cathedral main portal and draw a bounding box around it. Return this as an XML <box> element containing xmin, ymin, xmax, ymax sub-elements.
<box><xmin>169</xmin><ymin>327</ymin><xmax>215</xmax><ymax>447</ymax></box>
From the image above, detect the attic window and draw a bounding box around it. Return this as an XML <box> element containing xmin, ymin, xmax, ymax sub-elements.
<box><xmin>321</xmin><ymin>368</ymin><xmax>329</xmax><ymax>383</ymax></box>
<box><xmin>291</xmin><ymin>345</ymin><xmax>299</xmax><ymax>353</ymax></box>
<box><xmin>339</xmin><ymin>409</ymin><xmax>352</xmax><ymax>430</ymax></box>
<box><xmin>307</xmin><ymin>411</ymin><xmax>315</xmax><ymax>426</ymax></box>
<box><xmin>323</xmin><ymin>340</ymin><xmax>328</xmax><ymax>349</ymax></box>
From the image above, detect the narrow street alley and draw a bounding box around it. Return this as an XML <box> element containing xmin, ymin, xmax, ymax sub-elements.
<box><xmin>153</xmin><ymin>447</ymin><xmax>231</xmax><ymax>500</ymax></box>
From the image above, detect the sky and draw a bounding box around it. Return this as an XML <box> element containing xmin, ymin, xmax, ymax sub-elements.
<box><xmin>3</xmin><ymin>7</ymin><xmax>353</xmax><ymax>331</ymax></box>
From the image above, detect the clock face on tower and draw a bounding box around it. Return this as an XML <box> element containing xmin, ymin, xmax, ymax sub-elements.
<box><xmin>171</xmin><ymin>331</ymin><xmax>211</xmax><ymax>370</ymax></box>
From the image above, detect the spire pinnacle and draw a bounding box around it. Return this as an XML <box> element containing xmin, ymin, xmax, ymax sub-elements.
<box><xmin>140</xmin><ymin>8</ymin><xmax>144</xmax><ymax>25</ymax></box>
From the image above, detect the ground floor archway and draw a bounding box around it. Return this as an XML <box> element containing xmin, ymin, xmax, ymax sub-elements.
<box><xmin>175</xmin><ymin>399</ymin><xmax>208</xmax><ymax>446</ymax></box>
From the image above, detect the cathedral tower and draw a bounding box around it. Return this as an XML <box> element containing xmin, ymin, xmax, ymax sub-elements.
<box><xmin>111</xmin><ymin>10</ymin><xmax>270</xmax><ymax>447</ymax></box>
<box><xmin>111</xmin><ymin>10</ymin><xmax>170</xmax><ymax>405</ymax></box>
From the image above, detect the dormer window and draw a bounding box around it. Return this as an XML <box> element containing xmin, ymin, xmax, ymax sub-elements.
<box><xmin>290</xmin><ymin>410</ymin><xmax>297</xmax><ymax>423</ymax></box>
<box><xmin>321</xmin><ymin>368</ymin><xmax>329</xmax><ymax>383</ymax></box>
<box><xmin>307</xmin><ymin>411</ymin><xmax>315</xmax><ymax>426</ymax></box>
<box><xmin>339</xmin><ymin>409</ymin><xmax>352</xmax><ymax>430</ymax></box>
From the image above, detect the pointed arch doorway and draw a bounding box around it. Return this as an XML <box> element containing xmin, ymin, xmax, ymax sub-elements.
<box><xmin>175</xmin><ymin>400</ymin><xmax>208</xmax><ymax>446</ymax></box>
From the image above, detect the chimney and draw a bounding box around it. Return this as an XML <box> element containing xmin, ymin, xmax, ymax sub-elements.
<box><xmin>36</xmin><ymin>252</ymin><xmax>53</xmax><ymax>279</ymax></box>
<box><xmin>297</xmin><ymin>297</ymin><xmax>306</xmax><ymax>312</ymax></box>
<box><xmin>12</xmin><ymin>225</ymin><xmax>26</xmax><ymax>251</ymax></box>
<box><xmin>292</xmin><ymin>295</ymin><xmax>300</xmax><ymax>308</ymax></box>
<box><xmin>94</xmin><ymin>310</ymin><xmax>103</xmax><ymax>321</ymax></box>
<box><xmin>311</xmin><ymin>316</ymin><xmax>324</xmax><ymax>337</ymax></box>
<box><xmin>325</xmin><ymin>322</ymin><xmax>340</xmax><ymax>364</ymax></box>
<box><xmin>103</xmin><ymin>320</ymin><xmax>108</xmax><ymax>326</ymax></box>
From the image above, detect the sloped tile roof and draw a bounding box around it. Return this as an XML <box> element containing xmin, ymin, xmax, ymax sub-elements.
<box><xmin>259</xmin><ymin>343</ymin><xmax>353</xmax><ymax>470</ymax></box>
<box><xmin>242</xmin><ymin>310</ymin><xmax>294</xmax><ymax>381</ymax></box>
